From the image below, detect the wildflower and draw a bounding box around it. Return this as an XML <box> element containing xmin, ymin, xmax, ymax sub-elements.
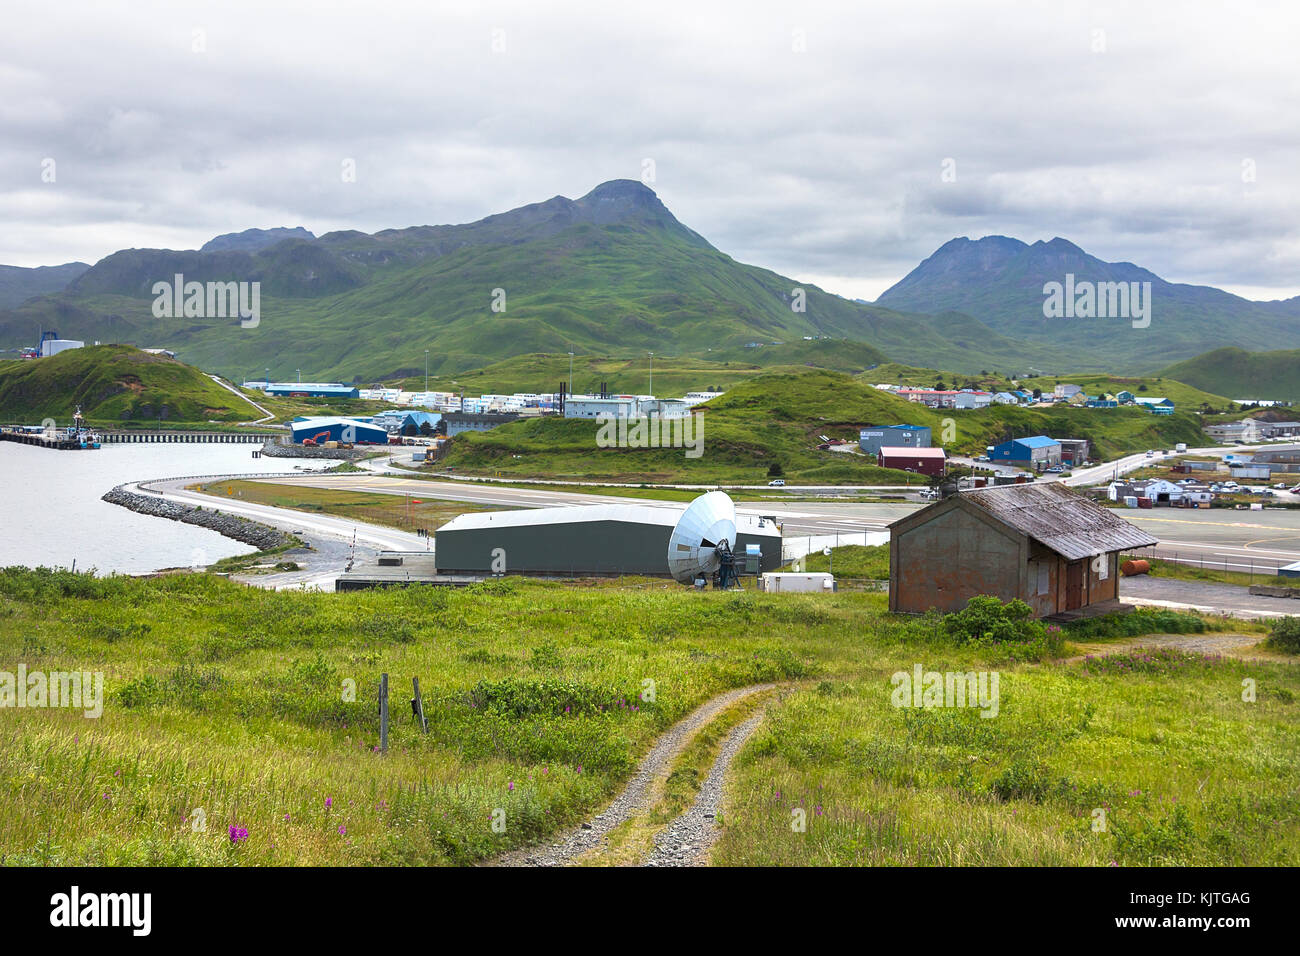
<box><xmin>508</xmin><ymin>781</ymin><xmax>514</xmax><ymax>792</ymax></box>
<box><xmin>338</xmin><ymin>825</ymin><xmax>347</xmax><ymax>836</ymax></box>
<box><xmin>284</xmin><ymin>813</ymin><xmax>290</xmax><ymax>821</ymax></box>
<box><xmin>228</xmin><ymin>825</ymin><xmax>249</xmax><ymax>844</ymax></box>
<box><xmin>325</xmin><ymin>796</ymin><xmax>333</xmax><ymax>809</ymax></box>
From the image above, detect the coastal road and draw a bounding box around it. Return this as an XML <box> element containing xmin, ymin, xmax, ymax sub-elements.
<box><xmin>126</xmin><ymin>474</ymin><xmax>428</xmax><ymax>590</ymax></box>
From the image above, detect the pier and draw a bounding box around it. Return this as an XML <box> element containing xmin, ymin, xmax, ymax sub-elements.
<box><xmin>100</xmin><ymin>431</ymin><xmax>275</xmax><ymax>444</ymax></box>
<box><xmin>0</xmin><ymin>430</ymin><xmax>95</xmax><ymax>450</ymax></box>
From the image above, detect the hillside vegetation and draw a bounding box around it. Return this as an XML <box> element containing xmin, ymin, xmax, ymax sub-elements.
<box><xmin>441</xmin><ymin>368</ymin><xmax>1208</xmax><ymax>483</ymax></box>
<box><xmin>1159</xmin><ymin>347</ymin><xmax>1300</xmax><ymax>403</ymax></box>
<box><xmin>401</xmin><ymin>340</ymin><xmax>888</xmax><ymax>397</ymax></box>
<box><xmin>0</xmin><ymin>345</ymin><xmax>262</xmax><ymax>425</ymax></box>
<box><xmin>1</xmin><ymin>569</ymin><xmax>1294</xmax><ymax>867</ymax></box>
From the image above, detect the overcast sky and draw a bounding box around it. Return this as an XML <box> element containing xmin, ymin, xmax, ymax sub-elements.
<box><xmin>3</xmin><ymin>0</ymin><xmax>1298</xmax><ymax>300</ymax></box>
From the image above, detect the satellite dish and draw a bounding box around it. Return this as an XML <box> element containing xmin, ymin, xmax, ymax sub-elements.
<box><xmin>668</xmin><ymin>491</ymin><xmax>738</xmax><ymax>583</ymax></box>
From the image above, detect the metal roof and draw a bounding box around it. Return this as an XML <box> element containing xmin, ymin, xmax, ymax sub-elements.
<box><xmin>439</xmin><ymin>502</ymin><xmax>778</xmax><ymax>536</ymax></box>
<box><xmin>1006</xmin><ymin>435</ymin><xmax>1060</xmax><ymax>449</ymax></box>
<box><xmin>960</xmin><ymin>483</ymin><xmax>1158</xmax><ymax>560</ymax></box>
<box><xmin>878</xmin><ymin>446</ymin><xmax>946</xmax><ymax>458</ymax></box>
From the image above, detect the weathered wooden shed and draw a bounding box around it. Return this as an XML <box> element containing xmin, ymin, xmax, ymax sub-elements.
<box><xmin>888</xmin><ymin>483</ymin><xmax>1158</xmax><ymax>617</ymax></box>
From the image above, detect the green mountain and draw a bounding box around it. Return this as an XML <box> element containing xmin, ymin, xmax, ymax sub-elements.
<box><xmin>0</xmin><ymin>182</ymin><xmax>1055</xmax><ymax>381</ymax></box>
<box><xmin>1159</xmin><ymin>347</ymin><xmax>1300</xmax><ymax>403</ymax></box>
<box><xmin>0</xmin><ymin>262</ymin><xmax>90</xmax><ymax>311</ymax></box>
<box><xmin>0</xmin><ymin>345</ymin><xmax>262</xmax><ymax>424</ymax></box>
<box><xmin>877</xmin><ymin>235</ymin><xmax>1300</xmax><ymax>371</ymax></box>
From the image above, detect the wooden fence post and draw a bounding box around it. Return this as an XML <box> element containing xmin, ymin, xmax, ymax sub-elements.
<box><xmin>379</xmin><ymin>673</ymin><xmax>389</xmax><ymax>753</ymax></box>
<box><xmin>411</xmin><ymin>677</ymin><xmax>427</xmax><ymax>733</ymax></box>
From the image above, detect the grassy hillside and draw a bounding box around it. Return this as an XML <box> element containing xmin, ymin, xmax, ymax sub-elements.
<box><xmin>1017</xmin><ymin>373</ymin><xmax>1233</xmax><ymax>411</ymax></box>
<box><xmin>1</xmin><ymin>568</ymin><xmax>1294</xmax><ymax>867</ymax></box>
<box><xmin>1159</xmin><ymin>347</ymin><xmax>1300</xmax><ymax>403</ymax></box>
<box><xmin>0</xmin><ymin>345</ymin><xmax>263</xmax><ymax>425</ymax></box>
<box><xmin>398</xmin><ymin>340</ymin><xmax>889</xmax><ymax>397</ymax></box>
<box><xmin>441</xmin><ymin>368</ymin><xmax>1208</xmax><ymax>482</ymax></box>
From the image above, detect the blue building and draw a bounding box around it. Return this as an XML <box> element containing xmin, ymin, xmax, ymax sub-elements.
<box><xmin>859</xmin><ymin>424</ymin><xmax>931</xmax><ymax>456</ymax></box>
<box><xmin>988</xmin><ymin>435</ymin><xmax>1061</xmax><ymax>469</ymax></box>
<box><xmin>290</xmin><ymin>417</ymin><xmax>387</xmax><ymax>444</ymax></box>
<box><xmin>371</xmin><ymin>409</ymin><xmax>442</xmax><ymax>434</ymax></box>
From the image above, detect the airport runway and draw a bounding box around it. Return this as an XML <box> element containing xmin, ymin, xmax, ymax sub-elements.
<box><xmin>249</xmin><ymin>473</ymin><xmax>1300</xmax><ymax>573</ymax></box>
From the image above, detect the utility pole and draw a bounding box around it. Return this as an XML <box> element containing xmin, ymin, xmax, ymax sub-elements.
<box><xmin>568</xmin><ymin>351</ymin><xmax>574</xmax><ymax>396</ymax></box>
<box><xmin>425</xmin><ymin>350</ymin><xmax>429</xmax><ymax>394</ymax></box>
<box><xmin>649</xmin><ymin>351</ymin><xmax>654</xmax><ymax>396</ymax></box>
<box><xmin>296</xmin><ymin>368</ymin><xmax>301</xmax><ymax>383</ymax></box>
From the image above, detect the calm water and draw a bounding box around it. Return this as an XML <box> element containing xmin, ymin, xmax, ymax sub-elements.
<box><xmin>0</xmin><ymin>441</ymin><xmax>329</xmax><ymax>574</ymax></box>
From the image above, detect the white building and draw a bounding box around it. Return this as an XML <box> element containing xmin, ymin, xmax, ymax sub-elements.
<box><xmin>40</xmin><ymin>338</ymin><xmax>84</xmax><ymax>357</ymax></box>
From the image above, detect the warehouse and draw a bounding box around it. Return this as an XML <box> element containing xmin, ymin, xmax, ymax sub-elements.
<box><xmin>443</xmin><ymin>411</ymin><xmax>521</xmax><ymax>436</ymax></box>
<box><xmin>434</xmin><ymin>503</ymin><xmax>783</xmax><ymax>577</ymax></box>
<box><xmin>888</xmin><ymin>483</ymin><xmax>1157</xmax><ymax>618</ymax></box>
<box><xmin>265</xmin><ymin>382</ymin><xmax>360</xmax><ymax>399</ymax></box>
<box><xmin>878</xmin><ymin>446</ymin><xmax>946</xmax><ymax>476</ymax></box>
<box><xmin>988</xmin><ymin>435</ymin><xmax>1061</xmax><ymax>470</ymax></box>
<box><xmin>289</xmin><ymin>416</ymin><xmax>387</xmax><ymax>444</ymax></box>
<box><xmin>859</xmin><ymin>424</ymin><xmax>931</xmax><ymax>456</ymax></box>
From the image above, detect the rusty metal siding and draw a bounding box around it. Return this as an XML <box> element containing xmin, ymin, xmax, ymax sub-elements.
<box><xmin>893</xmin><ymin>505</ymin><xmax>1023</xmax><ymax>614</ymax></box>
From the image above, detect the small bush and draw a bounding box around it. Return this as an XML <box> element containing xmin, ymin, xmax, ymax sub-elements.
<box><xmin>943</xmin><ymin>596</ymin><xmax>1045</xmax><ymax>645</ymax></box>
<box><xmin>1268</xmin><ymin>616</ymin><xmax>1300</xmax><ymax>654</ymax></box>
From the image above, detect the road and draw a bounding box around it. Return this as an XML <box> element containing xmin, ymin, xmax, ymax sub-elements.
<box><xmin>127</xmin><ymin>474</ymin><xmax>428</xmax><ymax>590</ymax></box>
<box><xmin>207</xmin><ymin>374</ymin><xmax>276</xmax><ymax>426</ymax></box>
<box><xmin>245</xmin><ymin>469</ymin><xmax>1300</xmax><ymax>573</ymax></box>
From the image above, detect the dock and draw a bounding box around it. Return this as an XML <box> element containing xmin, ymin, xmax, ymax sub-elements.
<box><xmin>101</xmin><ymin>431</ymin><xmax>275</xmax><ymax>443</ymax></box>
<box><xmin>0</xmin><ymin>429</ymin><xmax>96</xmax><ymax>450</ymax></box>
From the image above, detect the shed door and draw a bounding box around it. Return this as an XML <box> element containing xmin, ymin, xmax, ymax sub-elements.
<box><xmin>1065</xmin><ymin>560</ymin><xmax>1084</xmax><ymax>610</ymax></box>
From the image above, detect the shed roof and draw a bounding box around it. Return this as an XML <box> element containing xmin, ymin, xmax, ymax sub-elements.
<box><xmin>1008</xmin><ymin>435</ymin><xmax>1060</xmax><ymax>449</ymax></box>
<box><xmin>878</xmin><ymin>446</ymin><xmax>946</xmax><ymax>458</ymax></box>
<box><xmin>958</xmin><ymin>483</ymin><xmax>1157</xmax><ymax>560</ymax></box>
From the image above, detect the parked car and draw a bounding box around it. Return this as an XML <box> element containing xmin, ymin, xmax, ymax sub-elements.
<box><xmin>768</xmin><ymin>478</ymin><xmax>785</xmax><ymax>487</ymax></box>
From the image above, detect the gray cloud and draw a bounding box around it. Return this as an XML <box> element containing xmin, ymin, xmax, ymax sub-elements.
<box><xmin>2</xmin><ymin>0</ymin><xmax>1297</xmax><ymax>300</ymax></box>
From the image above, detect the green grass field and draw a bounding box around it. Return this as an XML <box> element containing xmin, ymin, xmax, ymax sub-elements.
<box><xmin>0</xmin><ymin>568</ymin><xmax>1295</xmax><ymax>866</ymax></box>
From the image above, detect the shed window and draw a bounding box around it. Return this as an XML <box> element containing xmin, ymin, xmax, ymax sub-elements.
<box><xmin>1035</xmin><ymin>562</ymin><xmax>1050</xmax><ymax>595</ymax></box>
<box><xmin>1096</xmin><ymin>555</ymin><xmax>1109</xmax><ymax>580</ymax></box>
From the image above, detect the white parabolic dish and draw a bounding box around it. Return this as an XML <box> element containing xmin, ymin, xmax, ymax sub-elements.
<box><xmin>667</xmin><ymin>491</ymin><xmax>737</xmax><ymax>582</ymax></box>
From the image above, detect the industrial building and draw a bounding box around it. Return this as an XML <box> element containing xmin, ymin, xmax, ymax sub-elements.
<box><xmin>888</xmin><ymin>483</ymin><xmax>1158</xmax><ymax>618</ymax></box>
<box><xmin>988</xmin><ymin>435</ymin><xmax>1061</xmax><ymax>470</ymax></box>
<box><xmin>859</xmin><ymin>424</ymin><xmax>931</xmax><ymax>456</ymax></box>
<box><xmin>1055</xmin><ymin>438</ymin><xmax>1090</xmax><ymax>465</ymax></box>
<box><xmin>878</xmin><ymin>446</ymin><xmax>946</xmax><ymax>476</ymax></box>
<box><xmin>289</xmin><ymin>416</ymin><xmax>387</xmax><ymax>444</ymax></box>
<box><xmin>1247</xmin><ymin>446</ymin><xmax>1300</xmax><ymax>474</ymax></box>
<box><xmin>371</xmin><ymin>410</ymin><xmax>442</xmax><ymax>435</ymax></box>
<box><xmin>265</xmin><ymin>382</ymin><xmax>360</xmax><ymax>399</ymax></box>
<box><xmin>442</xmin><ymin>411</ymin><xmax>521</xmax><ymax>436</ymax></box>
<box><xmin>434</xmin><ymin>503</ymin><xmax>783</xmax><ymax>577</ymax></box>
<box><xmin>40</xmin><ymin>338</ymin><xmax>84</xmax><ymax>357</ymax></box>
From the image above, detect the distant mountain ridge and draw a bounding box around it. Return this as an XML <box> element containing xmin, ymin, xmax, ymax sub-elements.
<box><xmin>201</xmin><ymin>226</ymin><xmax>316</xmax><ymax>253</ymax></box>
<box><xmin>876</xmin><ymin>235</ymin><xmax>1300</xmax><ymax>368</ymax></box>
<box><xmin>0</xmin><ymin>262</ymin><xmax>91</xmax><ymax>310</ymax></box>
<box><xmin>3</xmin><ymin>193</ymin><xmax>1297</xmax><ymax>380</ymax></box>
<box><xmin>0</xmin><ymin>180</ymin><xmax>1048</xmax><ymax>380</ymax></box>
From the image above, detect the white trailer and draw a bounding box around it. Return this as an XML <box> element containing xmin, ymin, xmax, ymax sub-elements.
<box><xmin>760</xmin><ymin>572</ymin><xmax>836</xmax><ymax>593</ymax></box>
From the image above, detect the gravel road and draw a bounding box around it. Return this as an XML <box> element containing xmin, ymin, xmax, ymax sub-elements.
<box><xmin>492</xmin><ymin>683</ymin><xmax>775</xmax><ymax>867</ymax></box>
<box><xmin>644</xmin><ymin>709</ymin><xmax>767</xmax><ymax>867</ymax></box>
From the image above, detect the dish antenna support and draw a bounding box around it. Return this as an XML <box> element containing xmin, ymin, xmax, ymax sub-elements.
<box><xmin>668</xmin><ymin>491</ymin><xmax>741</xmax><ymax>589</ymax></box>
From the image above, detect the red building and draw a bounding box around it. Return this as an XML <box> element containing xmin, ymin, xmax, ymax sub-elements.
<box><xmin>878</xmin><ymin>446</ymin><xmax>946</xmax><ymax>476</ymax></box>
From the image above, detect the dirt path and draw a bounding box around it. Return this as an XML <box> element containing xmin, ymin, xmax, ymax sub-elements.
<box><xmin>1065</xmin><ymin>632</ymin><xmax>1276</xmax><ymax>664</ymax></box>
<box><xmin>492</xmin><ymin>683</ymin><xmax>776</xmax><ymax>867</ymax></box>
<box><xmin>644</xmin><ymin>709</ymin><xmax>768</xmax><ymax>867</ymax></box>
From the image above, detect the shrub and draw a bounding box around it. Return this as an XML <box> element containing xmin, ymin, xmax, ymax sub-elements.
<box><xmin>942</xmin><ymin>596</ymin><xmax>1045</xmax><ymax>645</ymax></box>
<box><xmin>1268</xmin><ymin>616</ymin><xmax>1300</xmax><ymax>654</ymax></box>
